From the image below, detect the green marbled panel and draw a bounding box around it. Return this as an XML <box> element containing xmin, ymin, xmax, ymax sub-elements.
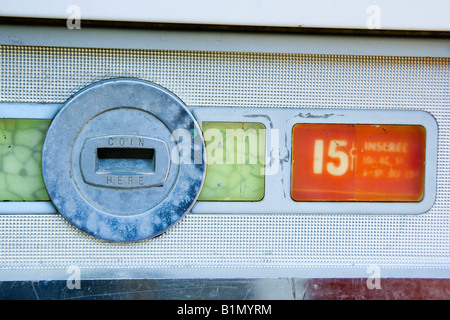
<box><xmin>0</xmin><ymin>119</ymin><xmax>265</xmax><ymax>202</ymax></box>
<box><xmin>0</xmin><ymin>119</ymin><xmax>51</xmax><ymax>201</ymax></box>
<box><xmin>198</xmin><ymin>122</ymin><xmax>265</xmax><ymax>201</ymax></box>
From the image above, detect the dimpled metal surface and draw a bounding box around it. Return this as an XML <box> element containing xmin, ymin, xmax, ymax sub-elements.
<box><xmin>1</xmin><ymin>46</ymin><xmax>449</xmax><ymax>279</ymax></box>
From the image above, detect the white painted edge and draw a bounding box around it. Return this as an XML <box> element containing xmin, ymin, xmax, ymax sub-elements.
<box><xmin>1</xmin><ymin>0</ymin><xmax>450</xmax><ymax>31</ymax></box>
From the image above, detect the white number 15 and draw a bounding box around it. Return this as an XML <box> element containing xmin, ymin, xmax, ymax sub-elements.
<box><xmin>313</xmin><ymin>139</ymin><xmax>349</xmax><ymax>176</ymax></box>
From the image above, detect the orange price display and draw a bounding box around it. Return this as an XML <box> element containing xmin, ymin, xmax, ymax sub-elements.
<box><xmin>291</xmin><ymin>124</ymin><xmax>426</xmax><ymax>202</ymax></box>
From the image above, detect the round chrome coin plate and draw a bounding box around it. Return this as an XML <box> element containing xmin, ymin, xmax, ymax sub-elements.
<box><xmin>42</xmin><ymin>79</ymin><xmax>206</xmax><ymax>242</ymax></box>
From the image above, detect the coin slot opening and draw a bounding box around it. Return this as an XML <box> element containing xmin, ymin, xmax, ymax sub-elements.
<box><xmin>96</xmin><ymin>148</ymin><xmax>155</xmax><ymax>175</ymax></box>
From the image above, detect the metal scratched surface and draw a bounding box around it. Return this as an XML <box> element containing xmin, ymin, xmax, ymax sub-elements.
<box><xmin>2</xmin><ymin>278</ymin><xmax>450</xmax><ymax>300</ymax></box>
<box><xmin>0</xmin><ymin>279</ymin><xmax>308</xmax><ymax>300</ymax></box>
<box><xmin>41</xmin><ymin>79</ymin><xmax>206</xmax><ymax>242</ymax></box>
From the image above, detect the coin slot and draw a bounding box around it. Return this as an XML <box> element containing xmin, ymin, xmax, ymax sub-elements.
<box><xmin>96</xmin><ymin>147</ymin><xmax>155</xmax><ymax>175</ymax></box>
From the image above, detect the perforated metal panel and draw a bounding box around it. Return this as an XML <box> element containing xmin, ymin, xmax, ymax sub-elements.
<box><xmin>1</xmin><ymin>45</ymin><xmax>449</xmax><ymax>280</ymax></box>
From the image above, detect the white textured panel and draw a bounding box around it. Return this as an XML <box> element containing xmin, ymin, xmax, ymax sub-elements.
<box><xmin>0</xmin><ymin>46</ymin><xmax>449</xmax><ymax>278</ymax></box>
